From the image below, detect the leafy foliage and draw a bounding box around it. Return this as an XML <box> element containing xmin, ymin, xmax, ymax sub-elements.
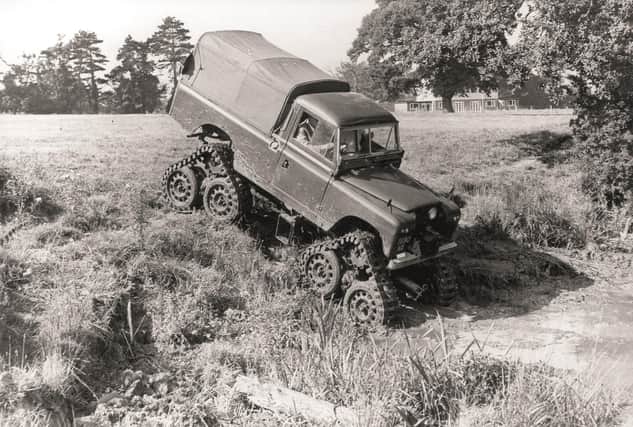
<box><xmin>350</xmin><ymin>0</ymin><xmax>520</xmax><ymax>111</ymax></box>
<box><xmin>336</xmin><ymin>61</ymin><xmax>414</xmax><ymax>102</ymax></box>
<box><xmin>516</xmin><ymin>0</ymin><xmax>633</xmax><ymax>205</ymax></box>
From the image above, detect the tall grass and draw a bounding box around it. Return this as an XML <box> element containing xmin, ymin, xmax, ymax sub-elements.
<box><xmin>464</xmin><ymin>175</ymin><xmax>588</xmax><ymax>249</ymax></box>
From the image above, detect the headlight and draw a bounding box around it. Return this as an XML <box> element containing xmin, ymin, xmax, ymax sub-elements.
<box><xmin>428</xmin><ymin>207</ymin><xmax>438</xmax><ymax>220</ymax></box>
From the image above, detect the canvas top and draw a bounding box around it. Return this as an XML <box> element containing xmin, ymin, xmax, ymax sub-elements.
<box><xmin>296</xmin><ymin>92</ymin><xmax>397</xmax><ymax>128</ymax></box>
<box><xmin>185</xmin><ymin>31</ymin><xmax>350</xmax><ymax>135</ymax></box>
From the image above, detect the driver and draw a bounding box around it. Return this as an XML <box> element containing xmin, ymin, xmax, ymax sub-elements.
<box><xmin>295</xmin><ymin>118</ymin><xmax>315</xmax><ymax>144</ymax></box>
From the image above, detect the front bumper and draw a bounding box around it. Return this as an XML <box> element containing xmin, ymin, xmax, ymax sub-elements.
<box><xmin>386</xmin><ymin>241</ymin><xmax>457</xmax><ymax>270</ymax></box>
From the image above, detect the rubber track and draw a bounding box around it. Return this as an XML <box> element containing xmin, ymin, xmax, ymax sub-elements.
<box><xmin>161</xmin><ymin>144</ymin><xmax>250</xmax><ymax>213</ymax></box>
<box><xmin>0</xmin><ymin>220</ymin><xmax>28</xmax><ymax>248</ymax></box>
<box><xmin>434</xmin><ymin>260</ymin><xmax>458</xmax><ymax>306</ymax></box>
<box><xmin>299</xmin><ymin>231</ymin><xmax>399</xmax><ymax>322</ymax></box>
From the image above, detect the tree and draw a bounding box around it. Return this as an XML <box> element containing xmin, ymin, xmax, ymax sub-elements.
<box><xmin>336</xmin><ymin>61</ymin><xmax>415</xmax><ymax>102</ymax></box>
<box><xmin>69</xmin><ymin>31</ymin><xmax>108</xmax><ymax>113</ymax></box>
<box><xmin>349</xmin><ymin>0</ymin><xmax>520</xmax><ymax>112</ymax></box>
<box><xmin>107</xmin><ymin>35</ymin><xmax>163</xmax><ymax>113</ymax></box>
<box><xmin>0</xmin><ymin>54</ymin><xmax>44</xmax><ymax>113</ymax></box>
<box><xmin>39</xmin><ymin>36</ymin><xmax>85</xmax><ymax>113</ymax></box>
<box><xmin>516</xmin><ymin>0</ymin><xmax>633</xmax><ymax>205</ymax></box>
<box><xmin>149</xmin><ymin>16</ymin><xmax>193</xmax><ymax>104</ymax></box>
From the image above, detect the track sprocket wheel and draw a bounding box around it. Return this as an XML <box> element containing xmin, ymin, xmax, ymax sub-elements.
<box><xmin>343</xmin><ymin>280</ymin><xmax>387</xmax><ymax>328</ymax></box>
<box><xmin>432</xmin><ymin>260</ymin><xmax>458</xmax><ymax>306</ymax></box>
<box><xmin>202</xmin><ymin>176</ymin><xmax>242</xmax><ymax>223</ymax></box>
<box><xmin>164</xmin><ymin>166</ymin><xmax>199</xmax><ymax>211</ymax></box>
<box><xmin>305</xmin><ymin>249</ymin><xmax>342</xmax><ymax>297</ymax></box>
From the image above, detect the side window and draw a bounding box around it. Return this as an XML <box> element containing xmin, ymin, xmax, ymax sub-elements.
<box><xmin>293</xmin><ymin>112</ymin><xmax>317</xmax><ymax>144</ymax></box>
<box><xmin>182</xmin><ymin>53</ymin><xmax>195</xmax><ymax>77</ymax></box>
<box><xmin>311</xmin><ymin>122</ymin><xmax>336</xmax><ymax>161</ymax></box>
<box><xmin>292</xmin><ymin>112</ymin><xmax>335</xmax><ymax>162</ymax></box>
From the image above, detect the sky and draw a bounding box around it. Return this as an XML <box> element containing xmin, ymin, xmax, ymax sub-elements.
<box><xmin>0</xmin><ymin>0</ymin><xmax>376</xmax><ymax>73</ymax></box>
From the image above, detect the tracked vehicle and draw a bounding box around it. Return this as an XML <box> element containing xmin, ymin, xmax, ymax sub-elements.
<box><xmin>163</xmin><ymin>31</ymin><xmax>461</xmax><ymax>327</ymax></box>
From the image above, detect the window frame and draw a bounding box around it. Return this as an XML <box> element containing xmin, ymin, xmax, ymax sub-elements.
<box><xmin>338</xmin><ymin>123</ymin><xmax>400</xmax><ymax>160</ymax></box>
<box><xmin>287</xmin><ymin>107</ymin><xmax>338</xmax><ymax>168</ymax></box>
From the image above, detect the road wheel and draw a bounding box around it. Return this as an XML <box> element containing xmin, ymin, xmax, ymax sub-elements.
<box><xmin>165</xmin><ymin>166</ymin><xmax>199</xmax><ymax>211</ymax></box>
<box><xmin>432</xmin><ymin>261</ymin><xmax>458</xmax><ymax>306</ymax></box>
<box><xmin>343</xmin><ymin>280</ymin><xmax>386</xmax><ymax>328</ymax></box>
<box><xmin>305</xmin><ymin>249</ymin><xmax>342</xmax><ymax>297</ymax></box>
<box><xmin>202</xmin><ymin>176</ymin><xmax>242</xmax><ymax>223</ymax></box>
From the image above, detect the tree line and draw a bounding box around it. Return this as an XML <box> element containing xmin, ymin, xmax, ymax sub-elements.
<box><xmin>0</xmin><ymin>16</ymin><xmax>193</xmax><ymax>114</ymax></box>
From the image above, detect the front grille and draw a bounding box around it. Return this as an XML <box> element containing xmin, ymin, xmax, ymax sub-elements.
<box><xmin>415</xmin><ymin>205</ymin><xmax>458</xmax><ymax>239</ymax></box>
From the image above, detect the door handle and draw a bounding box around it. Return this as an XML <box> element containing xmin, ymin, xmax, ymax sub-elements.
<box><xmin>281</xmin><ymin>159</ymin><xmax>289</xmax><ymax>168</ymax></box>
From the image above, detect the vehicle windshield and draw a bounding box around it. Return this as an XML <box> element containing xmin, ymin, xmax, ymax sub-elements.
<box><xmin>339</xmin><ymin>124</ymin><xmax>399</xmax><ymax>159</ymax></box>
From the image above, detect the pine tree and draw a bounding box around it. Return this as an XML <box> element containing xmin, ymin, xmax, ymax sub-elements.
<box><xmin>69</xmin><ymin>31</ymin><xmax>108</xmax><ymax>113</ymax></box>
<box><xmin>39</xmin><ymin>36</ymin><xmax>84</xmax><ymax>113</ymax></box>
<box><xmin>108</xmin><ymin>35</ymin><xmax>162</xmax><ymax>113</ymax></box>
<box><xmin>149</xmin><ymin>17</ymin><xmax>193</xmax><ymax>104</ymax></box>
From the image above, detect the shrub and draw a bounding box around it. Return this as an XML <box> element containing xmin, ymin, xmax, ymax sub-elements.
<box><xmin>574</xmin><ymin>91</ymin><xmax>633</xmax><ymax>208</ymax></box>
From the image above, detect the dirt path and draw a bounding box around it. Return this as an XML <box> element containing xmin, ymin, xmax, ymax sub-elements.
<box><xmin>396</xmin><ymin>250</ymin><xmax>633</xmax><ymax>415</ymax></box>
<box><xmin>453</xmin><ymin>275</ymin><xmax>633</xmax><ymax>381</ymax></box>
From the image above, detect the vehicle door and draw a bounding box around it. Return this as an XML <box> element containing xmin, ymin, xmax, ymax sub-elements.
<box><xmin>273</xmin><ymin>108</ymin><xmax>336</xmax><ymax>221</ymax></box>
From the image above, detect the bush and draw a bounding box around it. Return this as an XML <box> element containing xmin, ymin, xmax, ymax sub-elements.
<box><xmin>574</xmin><ymin>104</ymin><xmax>633</xmax><ymax>207</ymax></box>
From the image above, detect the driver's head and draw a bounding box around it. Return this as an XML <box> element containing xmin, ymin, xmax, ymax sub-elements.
<box><xmin>340</xmin><ymin>131</ymin><xmax>357</xmax><ymax>152</ymax></box>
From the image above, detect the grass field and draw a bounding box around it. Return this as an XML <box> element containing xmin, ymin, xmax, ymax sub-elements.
<box><xmin>0</xmin><ymin>113</ymin><xmax>630</xmax><ymax>426</ymax></box>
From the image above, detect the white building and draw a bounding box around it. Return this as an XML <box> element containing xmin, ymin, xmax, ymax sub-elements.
<box><xmin>395</xmin><ymin>88</ymin><xmax>518</xmax><ymax>113</ymax></box>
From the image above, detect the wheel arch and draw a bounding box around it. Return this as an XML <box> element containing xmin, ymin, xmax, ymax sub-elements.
<box><xmin>329</xmin><ymin>216</ymin><xmax>384</xmax><ymax>251</ymax></box>
<box><xmin>189</xmin><ymin>123</ymin><xmax>231</xmax><ymax>142</ymax></box>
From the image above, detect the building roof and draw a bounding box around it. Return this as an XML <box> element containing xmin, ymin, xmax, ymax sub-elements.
<box><xmin>297</xmin><ymin>92</ymin><xmax>397</xmax><ymax>127</ymax></box>
<box><xmin>185</xmin><ymin>31</ymin><xmax>350</xmax><ymax>134</ymax></box>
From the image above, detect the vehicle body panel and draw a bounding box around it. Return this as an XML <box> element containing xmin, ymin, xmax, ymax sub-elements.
<box><xmin>341</xmin><ymin>167</ymin><xmax>441</xmax><ymax>212</ymax></box>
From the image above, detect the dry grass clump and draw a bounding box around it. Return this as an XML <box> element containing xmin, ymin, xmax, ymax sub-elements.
<box><xmin>62</xmin><ymin>194</ymin><xmax>124</xmax><ymax>233</ymax></box>
<box><xmin>587</xmin><ymin>202</ymin><xmax>633</xmax><ymax>247</ymax></box>
<box><xmin>466</xmin><ymin>176</ymin><xmax>587</xmax><ymax>249</ymax></box>
<box><xmin>398</xmin><ymin>353</ymin><xmax>514</xmax><ymax>425</ymax></box>
<box><xmin>146</xmin><ymin>271</ymin><xmax>247</xmax><ymax>345</ymax></box>
<box><xmin>0</xmin><ymin>167</ymin><xmax>63</xmax><ymax>224</ymax></box>
<box><xmin>470</xmin><ymin>363</ymin><xmax>624</xmax><ymax>426</ymax></box>
<box><xmin>35</xmin><ymin>223</ymin><xmax>83</xmax><ymax>247</ymax></box>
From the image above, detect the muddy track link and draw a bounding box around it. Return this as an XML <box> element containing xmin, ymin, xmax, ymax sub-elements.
<box><xmin>433</xmin><ymin>260</ymin><xmax>458</xmax><ymax>306</ymax></box>
<box><xmin>298</xmin><ymin>230</ymin><xmax>399</xmax><ymax>322</ymax></box>
<box><xmin>161</xmin><ymin>143</ymin><xmax>250</xmax><ymax>213</ymax></box>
